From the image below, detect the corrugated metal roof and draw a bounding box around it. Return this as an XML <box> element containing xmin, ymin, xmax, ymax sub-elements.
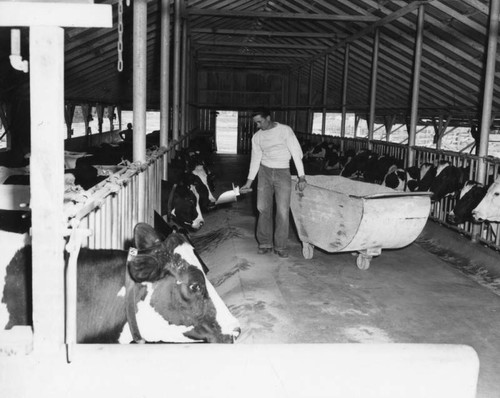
<box><xmin>0</xmin><ymin>0</ymin><xmax>498</xmax><ymax>124</ymax></box>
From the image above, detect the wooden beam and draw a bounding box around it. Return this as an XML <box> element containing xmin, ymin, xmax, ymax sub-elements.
<box><xmin>187</xmin><ymin>8</ymin><xmax>378</xmax><ymax>22</ymax></box>
<box><xmin>293</xmin><ymin>0</ymin><xmax>434</xmax><ymax>69</ymax></box>
<box><xmin>190</xmin><ymin>28</ymin><xmax>340</xmax><ymax>39</ymax></box>
<box><xmin>195</xmin><ymin>40</ymin><xmax>327</xmax><ymax>50</ymax></box>
<box><xmin>0</xmin><ymin>2</ymin><xmax>112</xmax><ymax>28</ymax></box>
<box><xmin>195</xmin><ymin>50</ymin><xmax>312</xmax><ymax>58</ymax></box>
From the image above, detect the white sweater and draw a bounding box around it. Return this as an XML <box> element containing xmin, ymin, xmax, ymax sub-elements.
<box><xmin>247</xmin><ymin>123</ymin><xmax>305</xmax><ymax>180</ymax></box>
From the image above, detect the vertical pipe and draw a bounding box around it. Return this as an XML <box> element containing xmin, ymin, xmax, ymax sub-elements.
<box><xmin>172</xmin><ymin>0</ymin><xmax>182</xmax><ymax>141</ymax></box>
<box><xmin>160</xmin><ymin>0</ymin><xmax>171</xmax><ymax>180</ymax></box>
<box><xmin>368</xmin><ymin>28</ymin><xmax>380</xmax><ymax>148</ymax></box>
<box><xmin>132</xmin><ymin>0</ymin><xmax>147</xmax><ymax>163</ymax></box>
<box><xmin>30</xmin><ymin>25</ymin><xmax>66</xmax><ymax>351</ymax></box>
<box><xmin>341</xmin><ymin>44</ymin><xmax>350</xmax><ymax>149</ymax></box>
<box><xmin>408</xmin><ymin>4</ymin><xmax>425</xmax><ymax>167</ymax></box>
<box><xmin>180</xmin><ymin>19</ymin><xmax>188</xmax><ymax>137</ymax></box>
<box><xmin>321</xmin><ymin>54</ymin><xmax>329</xmax><ymax>135</ymax></box>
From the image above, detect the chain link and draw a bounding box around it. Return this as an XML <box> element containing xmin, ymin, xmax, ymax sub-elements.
<box><xmin>117</xmin><ymin>0</ymin><xmax>124</xmax><ymax>72</ymax></box>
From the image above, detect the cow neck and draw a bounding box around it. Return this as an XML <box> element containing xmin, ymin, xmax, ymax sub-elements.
<box><xmin>167</xmin><ymin>183</ymin><xmax>178</xmax><ymax>222</ymax></box>
<box><xmin>125</xmin><ymin>247</ymin><xmax>145</xmax><ymax>344</ymax></box>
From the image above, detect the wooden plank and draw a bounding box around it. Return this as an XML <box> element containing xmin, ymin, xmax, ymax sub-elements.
<box><xmin>191</xmin><ymin>28</ymin><xmax>341</xmax><ymax>38</ymax></box>
<box><xmin>196</xmin><ymin>41</ymin><xmax>327</xmax><ymax>50</ymax></box>
<box><xmin>0</xmin><ymin>2</ymin><xmax>112</xmax><ymax>28</ymax></box>
<box><xmin>187</xmin><ymin>7</ymin><xmax>378</xmax><ymax>21</ymax></box>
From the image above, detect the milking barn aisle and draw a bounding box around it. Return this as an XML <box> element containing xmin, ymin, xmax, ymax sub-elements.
<box><xmin>191</xmin><ymin>153</ymin><xmax>500</xmax><ymax>398</ymax></box>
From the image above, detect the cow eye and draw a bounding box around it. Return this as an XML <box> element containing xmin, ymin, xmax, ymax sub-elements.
<box><xmin>189</xmin><ymin>283</ymin><xmax>201</xmax><ymax>293</ymax></box>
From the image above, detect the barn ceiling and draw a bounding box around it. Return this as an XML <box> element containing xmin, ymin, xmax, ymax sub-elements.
<box><xmin>0</xmin><ymin>0</ymin><xmax>499</xmax><ymax>124</ymax></box>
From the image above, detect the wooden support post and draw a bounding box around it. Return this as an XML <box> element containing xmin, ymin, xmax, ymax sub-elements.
<box><xmin>321</xmin><ymin>54</ymin><xmax>329</xmax><ymax>135</ymax></box>
<box><xmin>295</xmin><ymin>68</ymin><xmax>301</xmax><ymax>132</ymax></box>
<box><xmin>96</xmin><ymin>103</ymin><xmax>104</xmax><ymax>134</ymax></box>
<box><xmin>30</xmin><ymin>25</ymin><xmax>66</xmax><ymax>352</ymax></box>
<box><xmin>341</xmin><ymin>44</ymin><xmax>350</xmax><ymax>151</ymax></box>
<box><xmin>368</xmin><ymin>28</ymin><xmax>380</xmax><ymax>149</ymax></box>
<box><xmin>307</xmin><ymin>62</ymin><xmax>313</xmax><ymax>133</ymax></box>
<box><xmin>107</xmin><ymin>105</ymin><xmax>114</xmax><ymax>132</ymax></box>
<box><xmin>133</xmin><ymin>0</ymin><xmax>148</xmax><ymax>224</ymax></box>
<box><xmin>160</xmin><ymin>0</ymin><xmax>171</xmax><ymax>179</ymax></box>
<box><xmin>172</xmin><ymin>0</ymin><xmax>182</xmax><ymax>142</ymax></box>
<box><xmin>408</xmin><ymin>4</ymin><xmax>425</xmax><ymax>167</ymax></box>
<box><xmin>474</xmin><ymin>0</ymin><xmax>499</xmax><ymax>242</ymax></box>
<box><xmin>132</xmin><ymin>0</ymin><xmax>147</xmax><ymax>163</ymax></box>
<box><xmin>180</xmin><ymin>19</ymin><xmax>188</xmax><ymax>138</ymax></box>
<box><xmin>64</xmin><ymin>103</ymin><xmax>75</xmax><ymax>139</ymax></box>
<box><xmin>117</xmin><ymin>105</ymin><xmax>122</xmax><ymax>131</ymax></box>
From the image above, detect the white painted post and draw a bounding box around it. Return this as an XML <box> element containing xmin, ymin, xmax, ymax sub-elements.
<box><xmin>180</xmin><ymin>19</ymin><xmax>188</xmax><ymax>138</ymax></box>
<box><xmin>29</xmin><ymin>25</ymin><xmax>66</xmax><ymax>351</ymax></box>
<box><xmin>132</xmin><ymin>0</ymin><xmax>147</xmax><ymax>163</ymax></box>
<box><xmin>160</xmin><ymin>0</ymin><xmax>171</xmax><ymax>179</ymax></box>
<box><xmin>133</xmin><ymin>0</ymin><xmax>148</xmax><ymax>223</ymax></box>
<box><xmin>172</xmin><ymin>0</ymin><xmax>182</xmax><ymax>142</ymax></box>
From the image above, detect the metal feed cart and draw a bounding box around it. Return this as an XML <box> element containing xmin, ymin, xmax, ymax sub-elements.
<box><xmin>290</xmin><ymin>175</ymin><xmax>432</xmax><ymax>270</ymax></box>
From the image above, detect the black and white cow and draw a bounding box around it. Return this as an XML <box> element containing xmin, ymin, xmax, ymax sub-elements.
<box><xmin>428</xmin><ymin>162</ymin><xmax>468</xmax><ymax>202</ymax></box>
<box><xmin>0</xmin><ymin>223</ymin><xmax>241</xmax><ymax>344</ymax></box>
<box><xmin>472</xmin><ymin>176</ymin><xmax>500</xmax><ymax>222</ymax></box>
<box><xmin>161</xmin><ymin>177</ymin><xmax>205</xmax><ymax>231</ymax></box>
<box><xmin>447</xmin><ymin>181</ymin><xmax>487</xmax><ymax>225</ymax></box>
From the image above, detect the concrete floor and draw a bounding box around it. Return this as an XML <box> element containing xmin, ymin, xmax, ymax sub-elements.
<box><xmin>192</xmin><ymin>154</ymin><xmax>500</xmax><ymax>398</ymax></box>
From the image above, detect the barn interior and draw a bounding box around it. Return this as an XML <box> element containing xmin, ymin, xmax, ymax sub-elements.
<box><xmin>1</xmin><ymin>1</ymin><xmax>500</xmax><ymax>398</ymax></box>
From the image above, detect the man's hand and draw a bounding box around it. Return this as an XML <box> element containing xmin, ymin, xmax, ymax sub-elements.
<box><xmin>240</xmin><ymin>179</ymin><xmax>253</xmax><ymax>194</ymax></box>
<box><xmin>296</xmin><ymin>176</ymin><xmax>307</xmax><ymax>192</ymax></box>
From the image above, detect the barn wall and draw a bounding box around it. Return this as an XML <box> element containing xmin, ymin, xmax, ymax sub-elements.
<box><xmin>196</xmin><ymin>68</ymin><xmax>286</xmax><ymax>109</ymax></box>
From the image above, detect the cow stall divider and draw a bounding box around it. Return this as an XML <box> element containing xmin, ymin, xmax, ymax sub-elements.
<box><xmin>295</xmin><ymin>133</ymin><xmax>500</xmax><ymax>253</ymax></box>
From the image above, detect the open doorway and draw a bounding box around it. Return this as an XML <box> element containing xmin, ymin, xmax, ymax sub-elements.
<box><xmin>216</xmin><ymin>110</ymin><xmax>238</xmax><ymax>154</ymax></box>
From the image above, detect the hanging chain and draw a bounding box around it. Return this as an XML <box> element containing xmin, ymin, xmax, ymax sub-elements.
<box><xmin>117</xmin><ymin>0</ymin><xmax>124</xmax><ymax>72</ymax></box>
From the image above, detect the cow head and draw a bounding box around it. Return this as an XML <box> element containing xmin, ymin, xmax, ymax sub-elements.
<box><xmin>161</xmin><ymin>179</ymin><xmax>204</xmax><ymax>230</ymax></box>
<box><xmin>123</xmin><ymin>223</ymin><xmax>240</xmax><ymax>343</ymax></box>
<box><xmin>447</xmin><ymin>181</ymin><xmax>487</xmax><ymax>224</ymax></box>
<box><xmin>472</xmin><ymin>177</ymin><xmax>500</xmax><ymax>222</ymax></box>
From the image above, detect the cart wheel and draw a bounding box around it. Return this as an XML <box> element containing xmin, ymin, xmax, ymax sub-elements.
<box><xmin>356</xmin><ymin>254</ymin><xmax>371</xmax><ymax>270</ymax></box>
<box><xmin>302</xmin><ymin>243</ymin><xmax>314</xmax><ymax>260</ymax></box>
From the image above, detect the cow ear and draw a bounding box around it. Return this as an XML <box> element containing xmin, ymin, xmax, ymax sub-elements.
<box><xmin>134</xmin><ymin>223</ymin><xmax>163</xmax><ymax>250</ymax></box>
<box><xmin>128</xmin><ymin>254</ymin><xmax>164</xmax><ymax>282</ymax></box>
<box><xmin>153</xmin><ymin>211</ymin><xmax>173</xmax><ymax>240</ymax></box>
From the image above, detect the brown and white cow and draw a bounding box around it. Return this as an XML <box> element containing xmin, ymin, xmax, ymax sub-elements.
<box><xmin>472</xmin><ymin>176</ymin><xmax>500</xmax><ymax>222</ymax></box>
<box><xmin>0</xmin><ymin>223</ymin><xmax>240</xmax><ymax>343</ymax></box>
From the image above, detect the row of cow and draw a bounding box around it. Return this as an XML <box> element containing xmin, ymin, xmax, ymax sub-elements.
<box><xmin>300</xmin><ymin>143</ymin><xmax>500</xmax><ymax>225</ymax></box>
<box><xmin>0</xmin><ymin>134</ymin><xmax>240</xmax><ymax>344</ymax></box>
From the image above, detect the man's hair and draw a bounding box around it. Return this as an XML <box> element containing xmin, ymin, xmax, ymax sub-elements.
<box><xmin>252</xmin><ymin>107</ymin><xmax>271</xmax><ymax>118</ymax></box>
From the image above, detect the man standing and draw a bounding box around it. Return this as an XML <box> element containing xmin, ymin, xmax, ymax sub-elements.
<box><xmin>240</xmin><ymin>107</ymin><xmax>306</xmax><ymax>258</ymax></box>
